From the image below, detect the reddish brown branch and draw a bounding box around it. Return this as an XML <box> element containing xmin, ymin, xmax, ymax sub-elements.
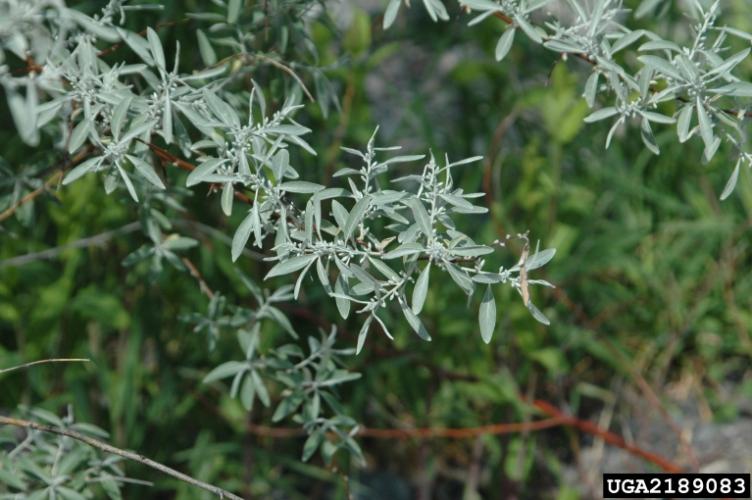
<box><xmin>0</xmin><ymin>147</ymin><xmax>92</xmax><ymax>224</ymax></box>
<box><xmin>358</xmin><ymin>417</ymin><xmax>567</xmax><ymax>439</ymax></box>
<box><xmin>181</xmin><ymin>256</ymin><xmax>215</xmax><ymax>300</ymax></box>
<box><xmin>247</xmin><ymin>398</ymin><xmax>682</xmax><ymax>473</ymax></box>
<box><xmin>532</xmin><ymin>399</ymin><xmax>682</xmax><ymax>473</ymax></box>
<box><xmin>143</xmin><ymin>140</ymin><xmax>253</xmax><ymax>205</ymax></box>
<box><xmin>247</xmin><ymin>417</ymin><xmax>568</xmax><ymax>439</ymax></box>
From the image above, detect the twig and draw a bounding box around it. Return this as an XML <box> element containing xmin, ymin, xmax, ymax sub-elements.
<box><xmin>0</xmin><ymin>222</ymin><xmax>141</xmax><ymax>269</ymax></box>
<box><xmin>360</xmin><ymin>416</ymin><xmax>567</xmax><ymax>438</ymax></box>
<box><xmin>174</xmin><ymin>219</ymin><xmax>266</xmax><ymax>261</ymax></box>
<box><xmin>0</xmin><ymin>171</ymin><xmax>62</xmax><ymax>223</ymax></box>
<box><xmin>247</xmin><ymin>398</ymin><xmax>681</xmax><ymax>473</ymax></box>
<box><xmin>532</xmin><ymin>399</ymin><xmax>682</xmax><ymax>473</ymax></box>
<box><xmin>256</xmin><ymin>54</ymin><xmax>315</xmax><ymax>102</ymax></box>
<box><xmin>482</xmin><ymin>108</ymin><xmax>519</xmax><ymax>219</ymax></box>
<box><xmin>0</xmin><ymin>415</ymin><xmax>245</xmax><ymax>500</ymax></box>
<box><xmin>143</xmin><ymin>140</ymin><xmax>254</xmax><ymax>205</ymax></box>
<box><xmin>246</xmin><ymin>417</ymin><xmax>568</xmax><ymax>439</ymax></box>
<box><xmin>0</xmin><ymin>358</ymin><xmax>91</xmax><ymax>376</ymax></box>
<box><xmin>549</xmin><ymin>286</ymin><xmax>700</xmax><ymax>469</ymax></box>
<box><xmin>0</xmin><ymin>148</ymin><xmax>92</xmax><ymax>224</ymax></box>
<box><xmin>181</xmin><ymin>256</ymin><xmax>216</xmax><ymax>300</ymax></box>
<box><xmin>323</xmin><ymin>76</ymin><xmax>356</xmax><ymax>183</ymax></box>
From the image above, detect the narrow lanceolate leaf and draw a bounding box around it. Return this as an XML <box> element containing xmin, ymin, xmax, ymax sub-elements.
<box><xmin>449</xmin><ymin>245</ymin><xmax>494</xmax><ymax>257</ymax></box>
<box><xmin>584</xmin><ymin>107</ymin><xmax>619</xmax><ymax>123</ymax></box>
<box><xmin>316</xmin><ymin>258</ymin><xmax>331</xmax><ymax>292</ymax></box>
<box><xmin>251</xmin><ymin>370</ymin><xmax>270</xmax><ymax>407</ymax></box>
<box><xmin>293</xmin><ymin>257</ymin><xmax>315</xmax><ymax>300</ymax></box>
<box><xmin>302</xmin><ymin>431</ymin><xmax>324</xmax><ymax>462</ymax></box>
<box><xmin>525</xmin><ymin>248</ymin><xmax>556</xmax><ymax>271</ymax></box>
<box><xmin>412</xmin><ymin>263</ymin><xmax>430</xmax><ymax>314</ymax></box>
<box><xmin>265</xmin><ymin>254</ymin><xmax>317</xmax><ymax>279</ymax></box>
<box><xmin>331</xmin><ymin>200</ymin><xmax>349</xmax><ymax>231</ymax></box>
<box><xmin>641</xmin><ymin>111</ymin><xmax>675</xmax><ymax>124</ymax></box>
<box><xmin>544</xmin><ymin>39</ymin><xmax>583</xmax><ymax>53</ymax></box>
<box><xmin>400</xmin><ymin>299</ymin><xmax>431</xmax><ymax>341</ymax></box>
<box><xmin>405</xmin><ymin>198</ymin><xmax>432</xmax><ymax>239</ymax></box>
<box><xmin>203</xmin><ymin>361</ymin><xmax>248</xmax><ymax>383</ymax></box>
<box><xmin>232</xmin><ymin>209</ymin><xmax>257</xmax><ymax>261</ymax></box>
<box><xmin>495</xmin><ymin>28</ymin><xmax>515</xmax><ymax>61</ymax></box>
<box><xmin>110</xmin><ymin>97</ymin><xmax>132</xmax><ymax>139</ymax></box>
<box><xmin>612</xmin><ymin>29</ymin><xmax>645</xmax><ymax>53</ymax></box>
<box><xmin>304</xmin><ymin>200</ymin><xmax>314</xmax><ymax>244</ymax></box>
<box><xmin>251</xmin><ymin>202</ymin><xmax>262</xmax><ymax>246</ymax></box>
<box><xmin>227</xmin><ymin>0</ymin><xmax>242</xmax><ymax>23</ymax></box>
<box><xmin>461</xmin><ymin>0</ymin><xmax>500</xmax><ymax>9</ymax></box>
<box><xmin>117</xmin><ymin>28</ymin><xmax>154</xmax><ymax>65</ymax></box>
<box><xmin>368</xmin><ymin>256</ymin><xmax>400</xmax><ymax>281</ymax></box>
<box><xmin>116</xmin><ymin>164</ymin><xmax>139</xmax><ymax>202</ymax></box>
<box><xmin>638</xmin><ymin>55</ymin><xmax>682</xmax><ymax>81</ymax></box>
<box><xmin>705</xmin><ymin>48</ymin><xmax>750</xmax><ymax>79</ymax></box>
<box><xmin>383</xmin><ymin>0</ymin><xmax>401</xmax><ymax>29</ymax></box>
<box><xmin>356</xmin><ymin>315</ymin><xmax>373</xmax><ymax>355</ymax></box>
<box><xmin>196</xmin><ymin>29</ymin><xmax>216</xmax><ymax>65</ymax></box>
<box><xmin>186</xmin><ymin>158</ymin><xmax>223</xmax><ymax>186</ymax></box>
<box><xmin>162</xmin><ymin>97</ymin><xmax>173</xmax><ymax>144</ymax></box>
<box><xmin>515</xmin><ymin>15</ymin><xmax>542</xmax><ymax>43</ymax></box>
<box><xmin>641</xmin><ymin>118</ymin><xmax>659</xmax><ymax>155</ymax></box>
<box><xmin>63</xmin><ymin>157</ymin><xmax>101</xmax><ymax>185</ymax></box>
<box><xmin>583</xmin><ymin>72</ymin><xmax>599</xmax><ymax>108</ymax></box>
<box><xmin>382</xmin><ymin>242</ymin><xmax>424</xmax><ymax>259</ymax></box>
<box><xmin>68</xmin><ymin>119</ymin><xmax>90</xmax><ymax>154</ymax></box>
<box><xmin>676</xmin><ymin>105</ymin><xmax>694</xmax><ymax>143</ymax></box>
<box><xmin>334</xmin><ymin>274</ymin><xmax>350</xmax><ymax>319</ymax></box>
<box><xmin>343</xmin><ymin>196</ymin><xmax>371</xmax><ymax>241</ymax></box>
<box><xmin>479</xmin><ymin>285</ymin><xmax>496</xmax><ymax>343</ymax></box>
<box><xmin>446</xmin><ymin>262</ymin><xmax>474</xmax><ymax>294</ymax></box>
<box><xmin>127</xmin><ymin>155</ymin><xmax>164</xmax><ymax>189</ymax></box>
<box><xmin>279</xmin><ymin>181</ymin><xmax>325</xmax><ymax>193</ymax></box>
<box><xmin>696</xmin><ymin>98</ymin><xmax>714</xmax><ymax>151</ymax></box>
<box><xmin>146</xmin><ymin>27</ymin><xmax>165</xmax><ymax>69</ymax></box>
<box><xmin>439</xmin><ymin>193</ymin><xmax>473</xmax><ymax>209</ymax></box>
<box><xmin>528</xmin><ymin>302</ymin><xmax>550</xmax><ymax>325</ymax></box>
<box><xmin>720</xmin><ymin>160</ymin><xmax>742</xmax><ymax>201</ymax></box>
<box><xmin>713</xmin><ymin>81</ymin><xmax>752</xmax><ymax>97</ymax></box>
<box><xmin>221</xmin><ymin>182</ymin><xmax>234</xmax><ymax>216</ymax></box>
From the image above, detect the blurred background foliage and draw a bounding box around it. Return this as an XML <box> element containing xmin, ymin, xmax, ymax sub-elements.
<box><xmin>2</xmin><ymin>0</ymin><xmax>752</xmax><ymax>498</ymax></box>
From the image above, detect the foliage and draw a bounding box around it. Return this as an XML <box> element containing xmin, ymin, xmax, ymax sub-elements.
<box><xmin>393</xmin><ymin>0</ymin><xmax>752</xmax><ymax>198</ymax></box>
<box><xmin>0</xmin><ymin>407</ymin><xmax>127</xmax><ymax>499</ymax></box>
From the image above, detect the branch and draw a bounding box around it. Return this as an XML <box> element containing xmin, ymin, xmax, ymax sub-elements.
<box><xmin>0</xmin><ymin>358</ymin><xmax>90</xmax><ymax>376</ymax></box>
<box><xmin>254</xmin><ymin>54</ymin><xmax>315</xmax><ymax>102</ymax></box>
<box><xmin>531</xmin><ymin>399</ymin><xmax>682</xmax><ymax>473</ymax></box>
<box><xmin>142</xmin><ymin>140</ymin><xmax>253</xmax><ymax>205</ymax></box>
<box><xmin>0</xmin><ymin>147</ymin><xmax>93</xmax><ymax>224</ymax></box>
<box><xmin>181</xmin><ymin>256</ymin><xmax>216</xmax><ymax>300</ymax></box>
<box><xmin>0</xmin><ymin>415</ymin><xmax>245</xmax><ymax>500</ymax></box>
<box><xmin>247</xmin><ymin>417</ymin><xmax>567</xmax><ymax>439</ymax></box>
<box><xmin>0</xmin><ymin>171</ymin><xmax>62</xmax><ymax>224</ymax></box>
<box><xmin>0</xmin><ymin>222</ymin><xmax>140</xmax><ymax>269</ymax></box>
<box><xmin>247</xmin><ymin>398</ymin><xmax>681</xmax><ymax>472</ymax></box>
